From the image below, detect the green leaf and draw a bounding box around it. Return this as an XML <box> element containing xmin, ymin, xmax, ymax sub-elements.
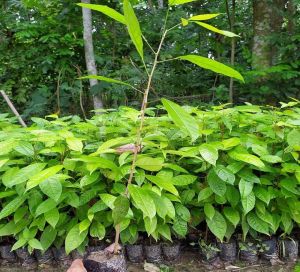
<box><xmin>79</xmin><ymin>75</ymin><xmax>134</xmax><ymax>88</ymax></box>
<box><xmin>162</xmin><ymin>98</ymin><xmax>200</xmax><ymax>142</ymax></box>
<box><xmin>44</xmin><ymin>208</ymin><xmax>59</xmax><ymax>228</ymax></box>
<box><xmin>241</xmin><ymin>191</ymin><xmax>255</xmax><ymax>214</ymax></box>
<box><xmin>146</xmin><ymin>175</ymin><xmax>179</xmax><ymax>196</ymax></box>
<box><xmin>175</xmin><ymin>203</ymin><xmax>191</xmax><ymax>221</ymax></box>
<box><xmin>77</xmin><ymin>3</ymin><xmax>126</xmax><ymax>24</ymax></box>
<box><xmin>189</xmin><ymin>13</ymin><xmax>221</xmax><ymax>21</ymax></box>
<box><xmin>172</xmin><ymin>217</ymin><xmax>188</xmax><ymax>237</ymax></box>
<box><xmin>123</xmin><ymin>0</ymin><xmax>144</xmax><ymax>60</ymax></box>
<box><xmin>136</xmin><ymin>157</ymin><xmax>164</xmax><ymax>171</ymax></box>
<box><xmin>163</xmin><ymin>196</ymin><xmax>176</xmax><ymax>219</ymax></box>
<box><xmin>287</xmin><ymin>129</ymin><xmax>300</xmax><ymax>149</ymax></box>
<box><xmin>181</xmin><ymin>18</ymin><xmax>189</xmax><ymax>26</ymax></box>
<box><xmin>147</xmin><ymin>191</ymin><xmax>168</xmax><ymax>219</ymax></box>
<box><xmin>144</xmin><ymin>216</ymin><xmax>157</xmax><ymax>235</ymax></box>
<box><xmin>239</xmin><ymin>179</ymin><xmax>253</xmax><ymax>198</ymax></box>
<box><xmin>12</xmin><ymin>238</ymin><xmax>27</xmax><ymax>251</ymax></box>
<box><xmin>207</xmin><ymin>169</ymin><xmax>226</xmax><ymax>196</ymax></box>
<box><xmin>0</xmin><ymin>196</ymin><xmax>26</xmax><ymax>220</ymax></box>
<box><xmin>207</xmin><ymin>211</ymin><xmax>227</xmax><ymax>242</ymax></box>
<box><xmin>253</xmin><ymin>186</ymin><xmax>270</xmax><ymax>205</ymax></box>
<box><xmin>214</xmin><ymin>165</ymin><xmax>235</xmax><ymax>185</ymax></box>
<box><xmin>228</xmin><ymin>150</ymin><xmax>265</xmax><ymax>168</ymax></box>
<box><xmin>65</xmin><ymin>224</ymin><xmax>88</xmax><ymax>254</ymax></box>
<box><xmin>158</xmin><ymin>224</ymin><xmax>172</xmax><ymax>241</ymax></box>
<box><xmin>100</xmin><ymin>194</ymin><xmax>116</xmax><ymax>209</ymax></box>
<box><xmin>198</xmin><ymin>187</ymin><xmax>213</xmax><ymax>202</ymax></box>
<box><xmin>35</xmin><ymin>199</ymin><xmax>57</xmax><ymax>217</ymax></box>
<box><xmin>223</xmin><ymin>207</ymin><xmax>240</xmax><ymax>227</ymax></box>
<box><xmin>28</xmin><ymin>238</ymin><xmax>43</xmax><ymax>250</ymax></box>
<box><xmin>169</xmin><ymin>0</ymin><xmax>196</xmax><ymax>5</ymax></box>
<box><xmin>260</xmin><ymin>155</ymin><xmax>282</xmax><ymax>164</ymax></box>
<box><xmin>40</xmin><ymin>226</ymin><xmax>57</xmax><ymax>251</ymax></box>
<box><xmin>172</xmin><ymin>175</ymin><xmax>197</xmax><ymax>186</ymax></box>
<box><xmin>90</xmin><ymin>222</ymin><xmax>106</xmax><ymax>239</ymax></box>
<box><xmin>66</xmin><ymin>137</ymin><xmax>83</xmax><ymax>152</ymax></box>
<box><xmin>128</xmin><ymin>185</ymin><xmax>156</xmax><ymax>219</ymax></box>
<box><xmin>80</xmin><ymin>172</ymin><xmax>99</xmax><ymax>187</ymax></box>
<box><xmin>4</xmin><ymin>163</ymin><xmax>46</xmax><ymax>188</ymax></box>
<box><xmin>27</xmin><ymin>165</ymin><xmax>64</xmax><ymax>190</ymax></box>
<box><xmin>194</xmin><ymin>21</ymin><xmax>239</xmax><ymax>37</ymax></box>
<box><xmin>178</xmin><ymin>55</ymin><xmax>244</xmax><ymax>82</ymax></box>
<box><xmin>79</xmin><ymin>219</ymin><xmax>91</xmax><ymax>233</ymax></box>
<box><xmin>199</xmin><ymin>144</ymin><xmax>218</xmax><ymax>166</ymax></box>
<box><xmin>204</xmin><ymin>203</ymin><xmax>215</xmax><ymax>220</ymax></box>
<box><xmin>112</xmin><ymin>196</ymin><xmax>130</xmax><ymax>225</ymax></box>
<box><xmin>247</xmin><ymin>212</ymin><xmax>269</xmax><ymax>235</ymax></box>
<box><xmin>14</xmin><ymin>141</ymin><xmax>34</xmax><ymax>156</ymax></box>
<box><xmin>39</xmin><ymin>176</ymin><xmax>62</xmax><ymax>202</ymax></box>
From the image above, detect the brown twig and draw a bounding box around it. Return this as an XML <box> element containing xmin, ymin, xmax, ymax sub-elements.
<box><xmin>0</xmin><ymin>90</ymin><xmax>27</xmax><ymax>127</ymax></box>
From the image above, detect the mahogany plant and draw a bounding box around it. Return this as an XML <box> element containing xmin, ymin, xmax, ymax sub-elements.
<box><xmin>78</xmin><ymin>0</ymin><xmax>243</xmax><ymax>253</ymax></box>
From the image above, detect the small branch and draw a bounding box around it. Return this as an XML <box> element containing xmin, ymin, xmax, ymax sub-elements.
<box><xmin>56</xmin><ymin>70</ymin><xmax>62</xmax><ymax>114</ymax></box>
<box><xmin>157</xmin><ymin>57</ymin><xmax>178</xmax><ymax>64</ymax></box>
<box><xmin>142</xmin><ymin>34</ymin><xmax>155</xmax><ymax>54</ymax></box>
<box><xmin>73</xmin><ymin>65</ymin><xmax>87</xmax><ymax>119</ymax></box>
<box><xmin>0</xmin><ymin>90</ymin><xmax>27</xmax><ymax>127</ymax></box>
<box><xmin>166</xmin><ymin>23</ymin><xmax>181</xmax><ymax>33</ymax></box>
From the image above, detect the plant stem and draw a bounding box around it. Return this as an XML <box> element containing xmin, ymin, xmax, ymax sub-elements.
<box><xmin>113</xmin><ymin>11</ymin><xmax>170</xmax><ymax>255</ymax></box>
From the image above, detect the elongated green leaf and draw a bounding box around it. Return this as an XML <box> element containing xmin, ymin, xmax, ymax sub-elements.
<box><xmin>11</xmin><ymin>238</ymin><xmax>27</xmax><ymax>251</ymax></box>
<box><xmin>66</xmin><ymin>137</ymin><xmax>83</xmax><ymax>152</ymax></box>
<box><xmin>28</xmin><ymin>239</ymin><xmax>43</xmax><ymax>250</ymax></box>
<box><xmin>169</xmin><ymin>0</ymin><xmax>196</xmax><ymax>5</ymax></box>
<box><xmin>239</xmin><ymin>179</ymin><xmax>253</xmax><ymax>198</ymax></box>
<box><xmin>207</xmin><ymin>169</ymin><xmax>226</xmax><ymax>196</ymax></box>
<box><xmin>77</xmin><ymin>3</ymin><xmax>126</xmax><ymax>24</ymax></box>
<box><xmin>172</xmin><ymin>217</ymin><xmax>188</xmax><ymax>237</ymax></box>
<box><xmin>123</xmin><ymin>0</ymin><xmax>143</xmax><ymax>60</ymax></box>
<box><xmin>175</xmin><ymin>203</ymin><xmax>191</xmax><ymax>221</ymax></box>
<box><xmin>253</xmin><ymin>186</ymin><xmax>270</xmax><ymax>205</ymax></box>
<box><xmin>65</xmin><ymin>224</ymin><xmax>88</xmax><ymax>254</ymax></box>
<box><xmin>35</xmin><ymin>199</ymin><xmax>57</xmax><ymax>217</ymax></box>
<box><xmin>198</xmin><ymin>187</ymin><xmax>213</xmax><ymax>202</ymax></box>
<box><xmin>90</xmin><ymin>222</ymin><xmax>106</xmax><ymax>239</ymax></box>
<box><xmin>4</xmin><ymin>163</ymin><xmax>46</xmax><ymax>188</ymax></box>
<box><xmin>27</xmin><ymin>165</ymin><xmax>64</xmax><ymax>190</ymax></box>
<box><xmin>136</xmin><ymin>157</ymin><xmax>164</xmax><ymax>171</ymax></box>
<box><xmin>147</xmin><ymin>191</ymin><xmax>168</xmax><ymax>219</ymax></box>
<box><xmin>145</xmin><ymin>216</ymin><xmax>157</xmax><ymax>235</ymax></box>
<box><xmin>214</xmin><ymin>165</ymin><xmax>235</xmax><ymax>185</ymax></box>
<box><xmin>112</xmin><ymin>196</ymin><xmax>129</xmax><ymax>225</ymax></box>
<box><xmin>158</xmin><ymin>224</ymin><xmax>172</xmax><ymax>241</ymax></box>
<box><xmin>40</xmin><ymin>226</ymin><xmax>57</xmax><ymax>251</ymax></box>
<box><xmin>199</xmin><ymin>143</ymin><xmax>218</xmax><ymax>166</ymax></box>
<box><xmin>228</xmin><ymin>150</ymin><xmax>265</xmax><ymax>168</ymax></box>
<box><xmin>178</xmin><ymin>55</ymin><xmax>244</xmax><ymax>82</ymax></box>
<box><xmin>247</xmin><ymin>212</ymin><xmax>269</xmax><ymax>235</ymax></box>
<box><xmin>79</xmin><ymin>75</ymin><xmax>133</xmax><ymax>88</ymax></box>
<box><xmin>241</xmin><ymin>191</ymin><xmax>255</xmax><ymax>214</ymax></box>
<box><xmin>172</xmin><ymin>175</ymin><xmax>197</xmax><ymax>186</ymax></box>
<box><xmin>14</xmin><ymin>141</ymin><xmax>34</xmax><ymax>156</ymax></box>
<box><xmin>39</xmin><ymin>176</ymin><xmax>62</xmax><ymax>202</ymax></box>
<box><xmin>146</xmin><ymin>175</ymin><xmax>179</xmax><ymax>196</ymax></box>
<box><xmin>128</xmin><ymin>185</ymin><xmax>156</xmax><ymax>219</ymax></box>
<box><xmin>189</xmin><ymin>13</ymin><xmax>220</xmax><ymax>21</ymax></box>
<box><xmin>44</xmin><ymin>208</ymin><xmax>59</xmax><ymax>228</ymax></box>
<box><xmin>206</xmin><ymin>211</ymin><xmax>227</xmax><ymax>242</ymax></box>
<box><xmin>204</xmin><ymin>203</ymin><xmax>215</xmax><ymax>220</ymax></box>
<box><xmin>162</xmin><ymin>98</ymin><xmax>199</xmax><ymax>142</ymax></box>
<box><xmin>100</xmin><ymin>194</ymin><xmax>116</xmax><ymax>209</ymax></box>
<box><xmin>194</xmin><ymin>21</ymin><xmax>239</xmax><ymax>37</ymax></box>
<box><xmin>0</xmin><ymin>196</ymin><xmax>26</xmax><ymax>220</ymax></box>
<box><xmin>223</xmin><ymin>207</ymin><xmax>240</xmax><ymax>227</ymax></box>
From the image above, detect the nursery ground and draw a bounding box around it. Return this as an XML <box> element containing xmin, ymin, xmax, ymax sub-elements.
<box><xmin>0</xmin><ymin>251</ymin><xmax>299</xmax><ymax>272</ymax></box>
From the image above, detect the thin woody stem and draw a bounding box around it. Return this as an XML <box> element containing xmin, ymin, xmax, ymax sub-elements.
<box><xmin>113</xmin><ymin>12</ymin><xmax>170</xmax><ymax>255</ymax></box>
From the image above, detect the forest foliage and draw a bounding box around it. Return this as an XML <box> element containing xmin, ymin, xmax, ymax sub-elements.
<box><xmin>0</xmin><ymin>0</ymin><xmax>299</xmax><ymax>117</ymax></box>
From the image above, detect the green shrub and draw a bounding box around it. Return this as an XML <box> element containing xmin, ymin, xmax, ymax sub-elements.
<box><xmin>0</xmin><ymin>100</ymin><xmax>300</xmax><ymax>253</ymax></box>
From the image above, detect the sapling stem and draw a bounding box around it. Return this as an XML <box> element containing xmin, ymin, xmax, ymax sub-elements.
<box><xmin>113</xmin><ymin>9</ymin><xmax>171</xmax><ymax>255</ymax></box>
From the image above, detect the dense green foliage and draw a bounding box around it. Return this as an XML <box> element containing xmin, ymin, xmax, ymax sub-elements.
<box><xmin>1</xmin><ymin>100</ymin><xmax>300</xmax><ymax>253</ymax></box>
<box><xmin>1</xmin><ymin>0</ymin><xmax>299</xmax><ymax>117</ymax></box>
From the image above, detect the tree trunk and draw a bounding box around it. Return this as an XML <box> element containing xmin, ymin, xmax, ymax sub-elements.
<box><xmin>158</xmin><ymin>0</ymin><xmax>164</xmax><ymax>9</ymax></box>
<box><xmin>81</xmin><ymin>0</ymin><xmax>103</xmax><ymax>110</ymax></box>
<box><xmin>225</xmin><ymin>0</ymin><xmax>236</xmax><ymax>104</ymax></box>
<box><xmin>287</xmin><ymin>0</ymin><xmax>295</xmax><ymax>34</ymax></box>
<box><xmin>252</xmin><ymin>0</ymin><xmax>272</xmax><ymax>69</ymax></box>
